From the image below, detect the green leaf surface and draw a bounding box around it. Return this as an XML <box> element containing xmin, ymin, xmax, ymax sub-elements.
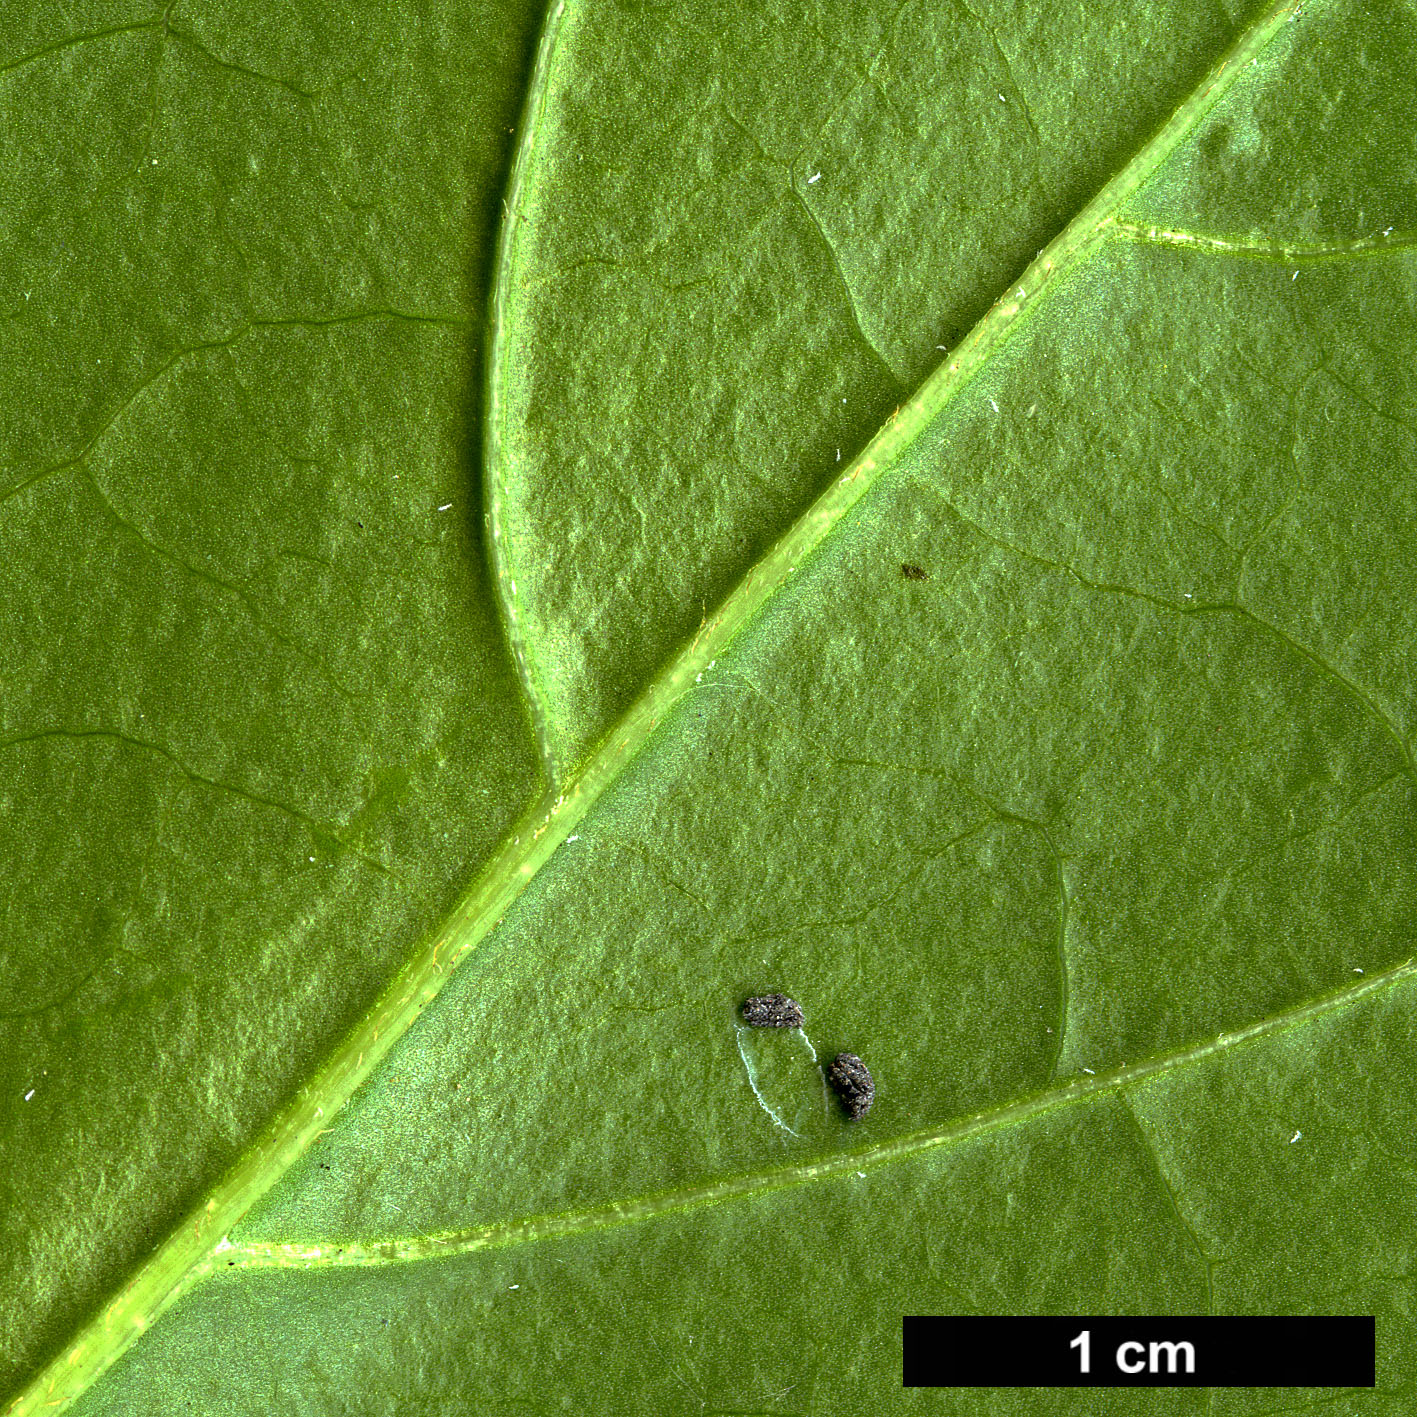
<box><xmin>4</xmin><ymin>0</ymin><xmax>1415</xmax><ymax>1412</ymax></box>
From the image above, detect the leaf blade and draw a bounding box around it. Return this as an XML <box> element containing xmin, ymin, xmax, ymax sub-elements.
<box><xmin>8</xmin><ymin>0</ymin><xmax>1416</xmax><ymax>1410</ymax></box>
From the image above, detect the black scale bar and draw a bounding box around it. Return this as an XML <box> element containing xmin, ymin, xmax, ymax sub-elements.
<box><xmin>904</xmin><ymin>1316</ymin><xmax>1375</xmax><ymax>1387</ymax></box>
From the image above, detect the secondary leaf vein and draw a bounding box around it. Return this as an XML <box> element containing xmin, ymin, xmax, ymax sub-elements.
<box><xmin>225</xmin><ymin>956</ymin><xmax>1417</xmax><ymax>1271</ymax></box>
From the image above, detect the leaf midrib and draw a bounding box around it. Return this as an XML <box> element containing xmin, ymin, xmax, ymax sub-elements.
<box><xmin>5</xmin><ymin>1</ymin><xmax>1305</xmax><ymax>1410</ymax></box>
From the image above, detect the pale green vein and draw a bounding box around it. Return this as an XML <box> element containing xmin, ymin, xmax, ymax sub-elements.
<box><xmin>913</xmin><ymin>484</ymin><xmax>1417</xmax><ymax>789</ymax></box>
<box><xmin>4</xmin><ymin>3</ymin><xmax>1304</xmax><ymax>1412</ymax></box>
<box><xmin>78</xmin><ymin>466</ymin><xmax>362</xmax><ymax>708</ymax></box>
<box><xmin>484</xmin><ymin>0</ymin><xmax>568</xmax><ymax>791</ymax></box>
<box><xmin>1110</xmin><ymin>220</ymin><xmax>1417</xmax><ymax>263</ymax></box>
<box><xmin>166</xmin><ymin>23</ymin><xmax>317</xmax><ymax>101</ymax></box>
<box><xmin>0</xmin><ymin>16</ymin><xmax>163</xmax><ymax>78</ymax></box>
<box><xmin>1040</xmin><ymin>827</ymin><xmax>1072</xmax><ymax>1080</ymax></box>
<box><xmin>0</xmin><ymin>309</ymin><xmax>468</xmax><ymax>507</ymax></box>
<box><xmin>0</xmin><ymin>727</ymin><xmax>396</xmax><ymax>879</ymax></box>
<box><xmin>223</xmin><ymin>957</ymin><xmax>1417</xmax><ymax>1272</ymax></box>
<box><xmin>788</xmin><ymin>184</ymin><xmax>905</xmax><ymax>388</ymax></box>
<box><xmin>1120</xmin><ymin>1094</ymin><xmax>1218</xmax><ymax>1316</ymax></box>
<box><xmin>950</xmin><ymin>0</ymin><xmax>1040</xmax><ymax>145</ymax></box>
<box><xmin>594</xmin><ymin>834</ymin><xmax>713</xmax><ymax>913</ymax></box>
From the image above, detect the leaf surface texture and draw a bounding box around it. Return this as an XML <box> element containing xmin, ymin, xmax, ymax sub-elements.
<box><xmin>3</xmin><ymin>0</ymin><xmax>1415</xmax><ymax>1412</ymax></box>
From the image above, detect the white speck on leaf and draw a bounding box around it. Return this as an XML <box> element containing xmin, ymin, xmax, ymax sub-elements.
<box><xmin>437</xmin><ymin>503</ymin><xmax>453</xmax><ymax>511</ymax></box>
<box><xmin>1081</xmin><ymin>1067</ymin><xmax>1095</xmax><ymax>1075</ymax></box>
<box><xmin>988</xmin><ymin>398</ymin><xmax>999</xmax><ymax>413</ymax></box>
<box><xmin>807</xmin><ymin>170</ymin><xmax>821</xmax><ymax>184</ymax></box>
<box><xmin>566</xmin><ymin>834</ymin><xmax>579</xmax><ymax>842</ymax></box>
<box><xmin>1353</xmin><ymin>967</ymin><xmax>1363</xmax><ymax>973</ymax></box>
<box><xmin>1290</xmin><ymin>1130</ymin><xmax>1302</xmax><ymax>1143</ymax></box>
<box><xmin>509</xmin><ymin>1284</ymin><xmax>519</xmax><ymax>1290</ymax></box>
<box><xmin>1292</xmin><ymin>270</ymin><xmax>1298</xmax><ymax>280</ymax></box>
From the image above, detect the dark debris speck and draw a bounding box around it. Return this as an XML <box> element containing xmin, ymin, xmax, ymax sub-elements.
<box><xmin>827</xmin><ymin>1052</ymin><xmax>875</xmax><ymax>1119</ymax></box>
<box><xmin>742</xmin><ymin>993</ymin><xmax>805</xmax><ymax>1028</ymax></box>
<box><xmin>901</xmin><ymin>562</ymin><xmax>929</xmax><ymax>580</ymax></box>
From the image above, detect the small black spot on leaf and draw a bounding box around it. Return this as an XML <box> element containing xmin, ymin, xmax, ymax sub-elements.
<box><xmin>901</xmin><ymin>562</ymin><xmax>929</xmax><ymax>580</ymax></box>
<box><xmin>742</xmin><ymin>993</ymin><xmax>805</xmax><ymax>1028</ymax></box>
<box><xmin>827</xmin><ymin>1052</ymin><xmax>875</xmax><ymax>1119</ymax></box>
